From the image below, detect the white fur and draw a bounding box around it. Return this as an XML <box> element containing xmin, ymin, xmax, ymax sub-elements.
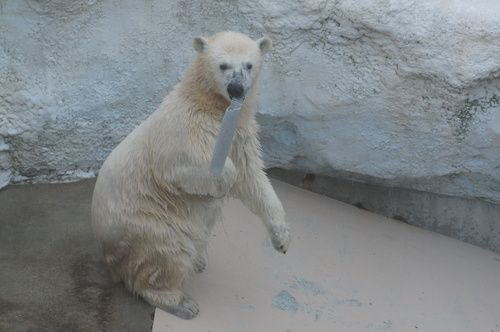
<box><xmin>91</xmin><ymin>31</ymin><xmax>290</xmax><ymax>319</ymax></box>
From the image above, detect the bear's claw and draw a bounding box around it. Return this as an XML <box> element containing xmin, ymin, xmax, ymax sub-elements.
<box><xmin>195</xmin><ymin>257</ymin><xmax>206</xmax><ymax>274</ymax></box>
<box><xmin>271</xmin><ymin>225</ymin><xmax>290</xmax><ymax>254</ymax></box>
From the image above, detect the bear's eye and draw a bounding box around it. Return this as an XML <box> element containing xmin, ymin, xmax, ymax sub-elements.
<box><xmin>246</xmin><ymin>63</ymin><xmax>253</xmax><ymax>70</ymax></box>
<box><xmin>219</xmin><ymin>63</ymin><xmax>228</xmax><ymax>71</ymax></box>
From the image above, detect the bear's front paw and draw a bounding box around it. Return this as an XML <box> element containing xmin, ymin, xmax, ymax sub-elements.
<box><xmin>194</xmin><ymin>256</ymin><xmax>206</xmax><ymax>274</ymax></box>
<box><xmin>212</xmin><ymin>158</ymin><xmax>237</xmax><ymax>197</ymax></box>
<box><xmin>270</xmin><ymin>225</ymin><xmax>290</xmax><ymax>254</ymax></box>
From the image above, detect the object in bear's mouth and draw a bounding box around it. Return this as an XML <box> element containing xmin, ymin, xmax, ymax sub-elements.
<box><xmin>210</xmin><ymin>97</ymin><xmax>244</xmax><ymax>178</ymax></box>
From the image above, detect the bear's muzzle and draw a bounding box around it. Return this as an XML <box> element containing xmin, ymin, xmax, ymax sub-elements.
<box><xmin>227</xmin><ymin>82</ymin><xmax>245</xmax><ymax>99</ymax></box>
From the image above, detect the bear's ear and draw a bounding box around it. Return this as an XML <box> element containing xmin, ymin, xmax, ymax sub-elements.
<box><xmin>193</xmin><ymin>36</ymin><xmax>208</xmax><ymax>54</ymax></box>
<box><xmin>257</xmin><ymin>37</ymin><xmax>272</xmax><ymax>55</ymax></box>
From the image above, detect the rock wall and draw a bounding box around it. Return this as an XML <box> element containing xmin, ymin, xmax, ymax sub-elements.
<box><xmin>1</xmin><ymin>0</ymin><xmax>499</xmax><ymax>203</ymax></box>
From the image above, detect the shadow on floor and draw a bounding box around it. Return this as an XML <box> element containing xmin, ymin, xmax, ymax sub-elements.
<box><xmin>0</xmin><ymin>179</ymin><xmax>154</xmax><ymax>332</ymax></box>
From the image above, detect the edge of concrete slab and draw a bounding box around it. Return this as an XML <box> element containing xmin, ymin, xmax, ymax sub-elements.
<box><xmin>266</xmin><ymin>167</ymin><xmax>500</xmax><ymax>253</ymax></box>
<box><xmin>0</xmin><ymin>179</ymin><xmax>155</xmax><ymax>332</ymax></box>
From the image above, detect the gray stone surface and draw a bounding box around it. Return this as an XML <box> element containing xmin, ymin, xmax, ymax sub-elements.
<box><xmin>0</xmin><ymin>179</ymin><xmax>155</xmax><ymax>331</ymax></box>
<box><xmin>1</xmin><ymin>0</ymin><xmax>499</xmax><ymax>203</ymax></box>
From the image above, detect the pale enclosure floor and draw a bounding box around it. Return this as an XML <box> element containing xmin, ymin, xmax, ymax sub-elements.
<box><xmin>153</xmin><ymin>180</ymin><xmax>500</xmax><ymax>332</ymax></box>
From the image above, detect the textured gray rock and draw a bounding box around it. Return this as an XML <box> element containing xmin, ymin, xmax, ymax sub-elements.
<box><xmin>251</xmin><ymin>0</ymin><xmax>500</xmax><ymax>203</ymax></box>
<box><xmin>1</xmin><ymin>0</ymin><xmax>499</xmax><ymax>203</ymax></box>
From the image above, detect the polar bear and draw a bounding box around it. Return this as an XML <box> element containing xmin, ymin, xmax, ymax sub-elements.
<box><xmin>91</xmin><ymin>31</ymin><xmax>290</xmax><ymax>319</ymax></box>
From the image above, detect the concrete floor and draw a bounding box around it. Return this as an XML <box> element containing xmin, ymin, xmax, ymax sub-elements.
<box><xmin>267</xmin><ymin>168</ymin><xmax>500</xmax><ymax>253</ymax></box>
<box><xmin>0</xmin><ymin>179</ymin><xmax>154</xmax><ymax>332</ymax></box>
<box><xmin>153</xmin><ymin>180</ymin><xmax>500</xmax><ymax>332</ymax></box>
<box><xmin>1</xmin><ymin>178</ymin><xmax>499</xmax><ymax>331</ymax></box>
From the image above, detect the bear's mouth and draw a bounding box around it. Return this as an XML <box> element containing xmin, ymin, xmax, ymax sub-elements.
<box><xmin>227</xmin><ymin>81</ymin><xmax>245</xmax><ymax>99</ymax></box>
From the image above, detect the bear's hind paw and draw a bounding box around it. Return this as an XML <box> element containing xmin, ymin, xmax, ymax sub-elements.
<box><xmin>162</xmin><ymin>296</ymin><xmax>200</xmax><ymax>320</ymax></box>
<box><xmin>142</xmin><ymin>293</ymin><xmax>200</xmax><ymax>320</ymax></box>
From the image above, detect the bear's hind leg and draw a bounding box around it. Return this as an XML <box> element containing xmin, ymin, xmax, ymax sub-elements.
<box><xmin>130</xmin><ymin>249</ymin><xmax>200</xmax><ymax>319</ymax></box>
<box><xmin>139</xmin><ymin>289</ymin><xmax>199</xmax><ymax>320</ymax></box>
<box><xmin>111</xmin><ymin>229</ymin><xmax>202</xmax><ymax>319</ymax></box>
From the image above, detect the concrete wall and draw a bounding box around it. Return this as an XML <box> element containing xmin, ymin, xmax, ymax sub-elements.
<box><xmin>1</xmin><ymin>0</ymin><xmax>500</xmax><ymax>206</ymax></box>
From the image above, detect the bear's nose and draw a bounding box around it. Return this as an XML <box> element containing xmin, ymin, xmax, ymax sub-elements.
<box><xmin>227</xmin><ymin>82</ymin><xmax>244</xmax><ymax>99</ymax></box>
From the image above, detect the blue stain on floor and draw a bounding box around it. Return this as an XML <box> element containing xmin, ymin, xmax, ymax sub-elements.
<box><xmin>272</xmin><ymin>277</ymin><xmax>365</xmax><ymax>321</ymax></box>
<box><xmin>290</xmin><ymin>278</ymin><xmax>330</xmax><ymax>296</ymax></box>
<box><xmin>272</xmin><ymin>290</ymin><xmax>300</xmax><ymax>313</ymax></box>
<box><xmin>272</xmin><ymin>278</ymin><xmax>329</xmax><ymax>319</ymax></box>
<box><xmin>336</xmin><ymin>298</ymin><xmax>362</xmax><ymax>307</ymax></box>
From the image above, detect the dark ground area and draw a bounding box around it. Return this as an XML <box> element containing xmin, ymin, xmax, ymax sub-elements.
<box><xmin>0</xmin><ymin>179</ymin><xmax>154</xmax><ymax>332</ymax></box>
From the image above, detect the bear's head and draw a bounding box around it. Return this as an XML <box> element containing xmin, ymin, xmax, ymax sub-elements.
<box><xmin>193</xmin><ymin>31</ymin><xmax>272</xmax><ymax>101</ymax></box>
